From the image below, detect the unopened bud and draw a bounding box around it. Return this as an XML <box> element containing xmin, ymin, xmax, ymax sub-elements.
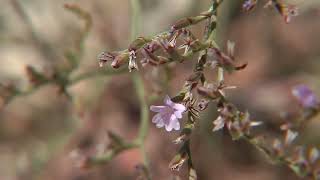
<box><xmin>111</xmin><ymin>53</ymin><xmax>129</xmax><ymax>68</ymax></box>
<box><xmin>97</xmin><ymin>52</ymin><xmax>117</xmax><ymax>67</ymax></box>
<box><xmin>197</xmin><ymin>99</ymin><xmax>210</xmax><ymax>111</ymax></box>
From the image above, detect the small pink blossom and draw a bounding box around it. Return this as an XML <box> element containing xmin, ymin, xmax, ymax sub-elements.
<box><xmin>150</xmin><ymin>95</ymin><xmax>186</xmax><ymax>132</ymax></box>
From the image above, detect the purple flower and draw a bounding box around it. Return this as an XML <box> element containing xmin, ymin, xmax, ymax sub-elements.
<box><xmin>292</xmin><ymin>85</ymin><xmax>318</xmax><ymax>108</ymax></box>
<box><xmin>150</xmin><ymin>95</ymin><xmax>186</xmax><ymax>131</ymax></box>
<box><xmin>242</xmin><ymin>0</ymin><xmax>257</xmax><ymax>12</ymax></box>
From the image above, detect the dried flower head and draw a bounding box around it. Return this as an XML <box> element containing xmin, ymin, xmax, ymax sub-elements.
<box><xmin>207</xmin><ymin>41</ymin><xmax>247</xmax><ymax>72</ymax></box>
<box><xmin>141</xmin><ymin>42</ymin><xmax>166</xmax><ymax>66</ymax></box>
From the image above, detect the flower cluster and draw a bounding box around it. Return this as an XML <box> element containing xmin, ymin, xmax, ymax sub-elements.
<box><xmin>3</xmin><ymin>0</ymin><xmax>314</xmax><ymax>179</ymax></box>
<box><xmin>0</xmin><ymin>0</ymin><xmax>315</xmax><ymax>180</ymax></box>
<box><xmin>98</xmin><ymin>29</ymin><xmax>208</xmax><ymax>72</ymax></box>
<box><xmin>1</xmin><ymin>0</ymin><xmax>311</xmax><ymax>179</ymax></box>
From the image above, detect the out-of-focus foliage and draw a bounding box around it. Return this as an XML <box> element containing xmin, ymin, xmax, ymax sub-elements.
<box><xmin>1</xmin><ymin>0</ymin><xmax>320</xmax><ymax>180</ymax></box>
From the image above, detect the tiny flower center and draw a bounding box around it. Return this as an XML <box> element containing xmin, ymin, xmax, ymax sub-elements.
<box><xmin>160</xmin><ymin>107</ymin><xmax>175</xmax><ymax>124</ymax></box>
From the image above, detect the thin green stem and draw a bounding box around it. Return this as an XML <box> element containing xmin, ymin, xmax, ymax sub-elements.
<box><xmin>69</xmin><ymin>67</ymin><xmax>127</xmax><ymax>85</ymax></box>
<box><xmin>89</xmin><ymin>142</ymin><xmax>139</xmax><ymax>165</ymax></box>
<box><xmin>208</xmin><ymin>1</ymin><xmax>224</xmax><ymax>83</ymax></box>
<box><xmin>83</xmin><ymin>0</ymin><xmax>149</xmax><ymax>168</ymax></box>
<box><xmin>217</xmin><ymin>67</ymin><xmax>224</xmax><ymax>83</ymax></box>
<box><xmin>63</xmin><ymin>4</ymin><xmax>93</xmax><ymax>73</ymax></box>
<box><xmin>130</xmin><ymin>0</ymin><xmax>141</xmax><ymax>41</ymax></box>
<box><xmin>133</xmin><ymin>73</ymin><xmax>149</xmax><ymax>144</ymax></box>
<box><xmin>2</xmin><ymin>68</ymin><xmax>127</xmax><ymax>107</ymax></box>
<box><xmin>10</xmin><ymin>0</ymin><xmax>57</xmax><ymax>62</ymax></box>
<box><xmin>130</xmin><ymin>0</ymin><xmax>150</xmax><ymax>174</ymax></box>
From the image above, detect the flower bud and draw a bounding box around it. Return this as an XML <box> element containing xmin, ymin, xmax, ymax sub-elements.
<box><xmin>128</xmin><ymin>37</ymin><xmax>151</xmax><ymax>51</ymax></box>
<box><xmin>97</xmin><ymin>52</ymin><xmax>117</xmax><ymax>67</ymax></box>
<box><xmin>159</xmin><ymin>39</ymin><xmax>184</xmax><ymax>62</ymax></box>
<box><xmin>197</xmin><ymin>99</ymin><xmax>210</xmax><ymax>111</ymax></box>
<box><xmin>111</xmin><ymin>53</ymin><xmax>129</xmax><ymax>68</ymax></box>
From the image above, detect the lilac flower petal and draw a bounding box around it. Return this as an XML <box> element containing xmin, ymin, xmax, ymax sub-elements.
<box><xmin>161</xmin><ymin>113</ymin><xmax>172</xmax><ymax>126</ymax></box>
<box><xmin>305</xmin><ymin>95</ymin><xmax>318</xmax><ymax>108</ymax></box>
<box><xmin>165</xmin><ymin>115</ymin><xmax>178</xmax><ymax>132</ymax></box>
<box><xmin>170</xmin><ymin>114</ymin><xmax>177</xmax><ymax>122</ymax></box>
<box><xmin>156</xmin><ymin>119</ymin><xmax>165</xmax><ymax>128</ymax></box>
<box><xmin>171</xmin><ymin>103</ymin><xmax>186</xmax><ymax>112</ymax></box>
<box><xmin>156</xmin><ymin>123</ymin><xmax>164</xmax><ymax>128</ymax></box>
<box><xmin>165</xmin><ymin>126</ymin><xmax>172</xmax><ymax>131</ymax></box>
<box><xmin>170</xmin><ymin>118</ymin><xmax>180</xmax><ymax>131</ymax></box>
<box><xmin>152</xmin><ymin>113</ymin><xmax>162</xmax><ymax>123</ymax></box>
<box><xmin>174</xmin><ymin>111</ymin><xmax>183</xmax><ymax>119</ymax></box>
<box><xmin>150</xmin><ymin>105</ymin><xmax>167</xmax><ymax>112</ymax></box>
<box><xmin>292</xmin><ymin>85</ymin><xmax>312</xmax><ymax>98</ymax></box>
<box><xmin>165</xmin><ymin>123</ymin><xmax>173</xmax><ymax>131</ymax></box>
<box><xmin>164</xmin><ymin>95</ymin><xmax>174</xmax><ymax>106</ymax></box>
<box><xmin>172</xmin><ymin>120</ymin><xmax>180</xmax><ymax>130</ymax></box>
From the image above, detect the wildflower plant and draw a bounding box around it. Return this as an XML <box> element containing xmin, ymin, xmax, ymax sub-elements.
<box><xmin>1</xmin><ymin>0</ymin><xmax>320</xmax><ymax>179</ymax></box>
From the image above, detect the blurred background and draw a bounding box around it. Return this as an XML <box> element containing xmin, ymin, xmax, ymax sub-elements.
<box><xmin>1</xmin><ymin>0</ymin><xmax>320</xmax><ymax>179</ymax></box>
